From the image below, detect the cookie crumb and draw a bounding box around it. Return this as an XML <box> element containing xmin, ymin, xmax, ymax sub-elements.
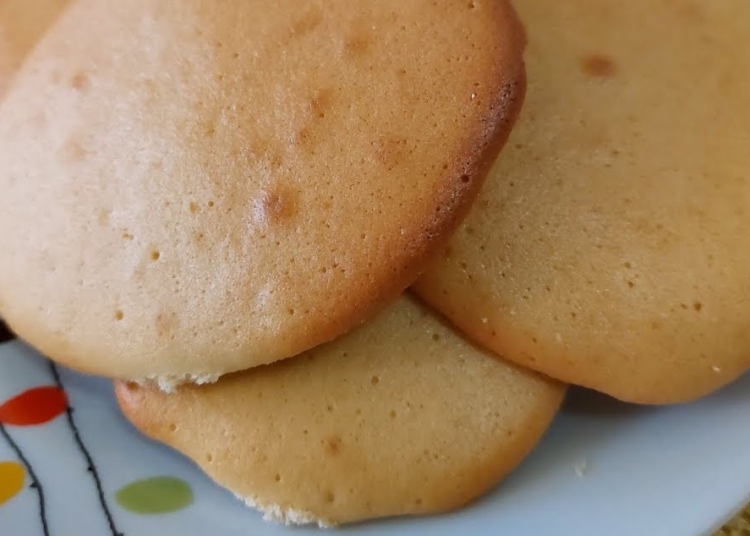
<box><xmin>481</xmin><ymin>317</ymin><xmax>488</xmax><ymax>323</ymax></box>
<box><xmin>712</xmin><ymin>365</ymin><xmax>722</xmax><ymax>373</ymax></box>
<box><xmin>574</xmin><ymin>459</ymin><xmax>588</xmax><ymax>478</ymax></box>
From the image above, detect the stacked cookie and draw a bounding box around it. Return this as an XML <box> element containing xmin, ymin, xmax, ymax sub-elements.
<box><xmin>0</xmin><ymin>0</ymin><xmax>69</xmax><ymax>97</ymax></box>
<box><xmin>414</xmin><ymin>0</ymin><xmax>750</xmax><ymax>405</ymax></box>
<box><xmin>1</xmin><ymin>0</ymin><xmax>749</xmax><ymax>528</ymax></box>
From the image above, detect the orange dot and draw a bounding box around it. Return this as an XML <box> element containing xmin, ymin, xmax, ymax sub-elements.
<box><xmin>0</xmin><ymin>386</ymin><xmax>67</xmax><ymax>426</ymax></box>
<box><xmin>0</xmin><ymin>461</ymin><xmax>25</xmax><ymax>505</ymax></box>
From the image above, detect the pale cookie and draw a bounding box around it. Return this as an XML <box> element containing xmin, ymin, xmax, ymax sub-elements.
<box><xmin>0</xmin><ymin>0</ymin><xmax>526</xmax><ymax>384</ymax></box>
<box><xmin>0</xmin><ymin>0</ymin><xmax>69</xmax><ymax>97</ymax></box>
<box><xmin>414</xmin><ymin>0</ymin><xmax>750</xmax><ymax>404</ymax></box>
<box><xmin>115</xmin><ymin>297</ymin><xmax>565</xmax><ymax>527</ymax></box>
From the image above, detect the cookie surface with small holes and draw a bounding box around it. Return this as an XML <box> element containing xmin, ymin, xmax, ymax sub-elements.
<box><xmin>414</xmin><ymin>0</ymin><xmax>750</xmax><ymax>404</ymax></box>
<box><xmin>0</xmin><ymin>0</ymin><xmax>526</xmax><ymax>383</ymax></box>
<box><xmin>115</xmin><ymin>297</ymin><xmax>565</xmax><ymax>527</ymax></box>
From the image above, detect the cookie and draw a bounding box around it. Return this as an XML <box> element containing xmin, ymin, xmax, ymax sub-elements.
<box><xmin>0</xmin><ymin>0</ymin><xmax>69</xmax><ymax>97</ymax></box>
<box><xmin>0</xmin><ymin>0</ymin><xmax>526</xmax><ymax>386</ymax></box>
<box><xmin>115</xmin><ymin>297</ymin><xmax>565</xmax><ymax>527</ymax></box>
<box><xmin>414</xmin><ymin>0</ymin><xmax>750</xmax><ymax>405</ymax></box>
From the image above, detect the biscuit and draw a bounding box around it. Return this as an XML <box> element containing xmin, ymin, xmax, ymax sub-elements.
<box><xmin>0</xmin><ymin>0</ymin><xmax>69</xmax><ymax>97</ymax></box>
<box><xmin>115</xmin><ymin>297</ymin><xmax>565</xmax><ymax>527</ymax></box>
<box><xmin>414</xmin><ymin>0</ymin><xmax>750</xmax><ymax>404</ymax></box>
<box><xmin>0</xmin><ymin>0</ymin><xmax>526</xmax><ymax>385</ymax></box>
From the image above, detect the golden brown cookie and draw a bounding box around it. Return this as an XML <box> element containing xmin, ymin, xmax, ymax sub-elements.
<box><xmin>115</xmin><ymin>297</ymin><xmax>565</xmax><ymax>527</ymax></box>
<box><xmin>414</xmin><ymin>0</ymin><xmax>750</xmax><ymax>404</ymax></box>
<box><xmin>0</xmin><ymin>0</ymin><xmax>526</xmax><ymax>386</ymax></box>
<box><xmin>0</xmin><ymin>0</ymin><xmax>69</xmax><ymax>97</ymax></box>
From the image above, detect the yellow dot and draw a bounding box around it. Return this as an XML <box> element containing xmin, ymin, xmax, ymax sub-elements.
<box><xmin>0</xmin><ymin>461</ymin><xmax>25</xmax><ymax>505</ymax></box>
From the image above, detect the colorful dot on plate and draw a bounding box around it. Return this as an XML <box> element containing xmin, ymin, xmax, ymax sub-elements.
<box><xmin>0</xmin><ymin>386</ymin><xmax>67</xmax><ymax>426</ymax></box>
<box><xmin>115</xmin><ymin>476</ymin><xmax>193</xmax><ymax>514</ymax></box>
<box><xmin>0</xmin><ymin>461</ymin><xmax>25</xmax><ymax>506</ymax></box>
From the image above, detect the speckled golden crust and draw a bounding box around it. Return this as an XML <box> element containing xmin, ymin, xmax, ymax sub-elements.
<box><xmin>0</xmin><ymin>0</ymin><xmax>70</xmax><ymax>97</ymax></box>
<box><xmin>0</xmin><ymin>0</ymin><xmax>526</xmax><ymax>381</ymax></box>
<box><xmin>414</xmin><ymin>0</ymin><xmax>750</xmax><ymax>405</ymax></box>
<box><xmin>115</xmin><ymin>297</ymin><xmax>565</xmax><ymax>527</ymax></box>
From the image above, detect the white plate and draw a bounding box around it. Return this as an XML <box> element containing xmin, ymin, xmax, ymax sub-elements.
<box><xmin>0</xmin><ymin>339</ymin><xmax>747</xmax><ymax>536</ymax></box>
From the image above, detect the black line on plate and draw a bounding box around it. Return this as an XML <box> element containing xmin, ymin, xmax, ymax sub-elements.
<box><xmin>0</xmin><ymin>420</ymin><xmax>50</xmax><ymax>536</ymax></box>
<box><xmin>48</xmin><ymin>360</ymin><xmax>124</xmax><ymax>536</ymax></box>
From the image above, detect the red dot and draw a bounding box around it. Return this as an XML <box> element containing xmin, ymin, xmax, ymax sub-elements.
<box><xmin>0</xmin><ymin>386</ymin><xmax>67</xmax><ymax>426</ymax></box>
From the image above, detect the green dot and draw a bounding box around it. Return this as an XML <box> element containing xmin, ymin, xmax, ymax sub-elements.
<box><xmin>115</xmin><ymin>476</ymin><xmax>193</xmax><ymax>514</ymax></box>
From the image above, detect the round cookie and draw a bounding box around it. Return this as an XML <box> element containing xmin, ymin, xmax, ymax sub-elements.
<box><xmin>0</xmin><ymin>0</ymin><xmax>527</xmax><ymax>385</ymax></box>
<box><xmin>115</xmin><ymin>297</ymin><xmax>565</xmax><ymax>527</ymax></box>
<box><xmin>0</xmin><ymin>0</ymin><xmax>70</xmax><ymax>97</ymax></box>
<box><xmin>414</xmin><ymin>0</ymin><xmax>750</xmax><ymax>405</ymax></box>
